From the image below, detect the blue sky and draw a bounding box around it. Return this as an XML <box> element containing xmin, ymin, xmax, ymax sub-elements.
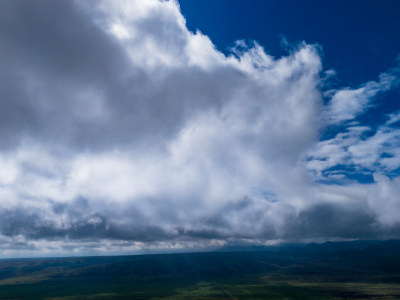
<box><xmin>0</xmin><ymin>0</ymin><xmax>399</xmax><ymax>257</ymax></box>
<box><xmin>180</xmin><ymin>0</ymin><xmax>400</xmax><ymax>84</ymax></box>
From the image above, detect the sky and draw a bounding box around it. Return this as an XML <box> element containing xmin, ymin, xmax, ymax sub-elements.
<box><xmin>0</xmin><ymin>0</ymin><xmax>399</xmax><ymax>258</ymax></box>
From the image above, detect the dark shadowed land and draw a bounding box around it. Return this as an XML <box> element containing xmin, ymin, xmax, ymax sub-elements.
<box><xmin>0</xmin><ymin>240</ymin><xmax>400</xmax><ymax>299</ymax></box>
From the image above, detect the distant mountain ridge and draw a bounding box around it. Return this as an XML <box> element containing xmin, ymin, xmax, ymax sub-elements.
<box><xmin>216</xmin><ymin>239</ymin><xmax>398</xmax><ymax>254</ymax></box>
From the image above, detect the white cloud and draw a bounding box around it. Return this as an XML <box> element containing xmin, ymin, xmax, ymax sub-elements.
<box><xmin>323</xmin><ymin>72</ymin><xmax>395</xmax><ymax>124</ymax></box>
<box><xmin>0</xmin><ymin>0</ymin><xmax>399</xmax><ymax>256</ymax></box>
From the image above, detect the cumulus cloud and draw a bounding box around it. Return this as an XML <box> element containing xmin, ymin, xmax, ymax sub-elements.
<box><xmin>0</xmin><ymin>0</ymin><xmax>399</xmax><ymax>257</ymax></box>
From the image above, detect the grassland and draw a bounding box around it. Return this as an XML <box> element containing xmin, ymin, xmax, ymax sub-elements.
<box><xmin>1</xmin><ymin>240</ymin><xmax>399</xmax><ymax>299</ymax></box>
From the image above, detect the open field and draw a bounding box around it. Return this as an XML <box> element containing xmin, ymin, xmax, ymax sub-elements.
<box><xmin>1</xmin><ymin>240</ymin><xmax>399</xmax><ymax>299</ymax></box>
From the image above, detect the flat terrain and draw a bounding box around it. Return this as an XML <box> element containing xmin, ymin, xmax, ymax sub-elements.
<box><xmin>0</xmin><ymin>240</ymin><xmax>399</xmax><ymax>299</ymax></box>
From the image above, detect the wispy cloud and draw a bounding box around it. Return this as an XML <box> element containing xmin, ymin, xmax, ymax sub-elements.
<box><xmin>323</xmin><ymin>72</ymin><xmax>396</xmax><ymax>125</ymax></box>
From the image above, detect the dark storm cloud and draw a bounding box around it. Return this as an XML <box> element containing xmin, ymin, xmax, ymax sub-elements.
<box><xmin>0</xmin><ymin>0</ymin><xmax>125</xmax><ymax>150</ymax></box>
<box><xmin>3</xmin><ymin>198</ymin><xmax>397</xmax><ymax>244</ymax></box>
<box><xmin>0</xmin><ymin>206</ymin><xmax>174</xmax><ymax>242</ymax></box>
<box><xmin>0</xmin><ymin>0</ymin><xmax>171</xmax><ymax>151</ymax></box>
<box><xmin>0</xmin><ymin>0</ymin><xmax>247</xmax><ymax>153</ymax></box>
<box><xmin>284</xmin><ymin>203</ymin><xmax>379</xmax><ymax>239</ymax></box>
<box><xmin>0</xmin><ymin>1</ymin><xmax>124</xmax><ymax>80</ymax></box>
